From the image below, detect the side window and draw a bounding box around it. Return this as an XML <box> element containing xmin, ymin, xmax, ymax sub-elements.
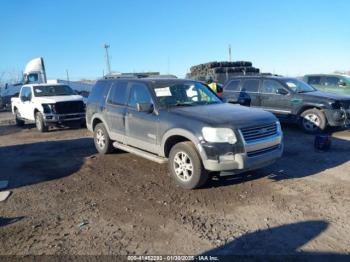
<box><xmin>27</xmin><ymin>87</ymin><xmax>32</xmax><ymax>100</ymax></box>
<box><xmin>308</xmin><ymin>76</ymin><xmax>321</xmax><ymax>85</ymax></box>
<box><xmin>324</xmin><ymin>77</ymin><xmax>340</xmax><ymax>86</ymax></box>
<box><xmin>128</xmin><ymin>83</ymin><xmax>152</xmax><ymax>108</ymax></box>
<box><xmin>261</xmin><ymin>80</ymin><xmax>286</xmax><ymax>94</ymax></box>
<box><xmin>27</xmin><ymin>73</ymin><xmax>39</xmax><ymax>83</ymax></box>
<box><xmin>225</xmin><ymin>80</ymin><xmax>241</xmax><ymax>91</ymax></box>
<box><xmin>89</xmin><ymin>80</ymin><xmax>111</xmax><ymax>104</ymax></box>
<box><xmin>241</xmin><ymin>79</ymin><xmax>259</xmax><ymax>92</ymax></box>
<box><xmin>107</xmin><ymin>81</ymin><xmax>128</xmax><ymax>105</ymax></box>
<box><xmin>20</xmin><ymin>87</ymin><xmax>30</xmax><ymax>100</ymax></box>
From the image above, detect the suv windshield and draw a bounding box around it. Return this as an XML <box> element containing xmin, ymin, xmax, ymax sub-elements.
<box><xmin>153</xmin><ymin>82</ymin><xmax>222</xmax><ymax>107</ymax></box>
<box><xmin>282</xmin><ymin>79</ymin><xmax>316</xmax><ymax>93</ymax></box>
<box><xmin>34</xmin><ymin>85</ymin><xmax>75</xmax><ymax>96</ymax></box>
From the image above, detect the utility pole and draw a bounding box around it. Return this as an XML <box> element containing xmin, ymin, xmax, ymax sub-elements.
<box><xmin>228</xmin><ymin>44</ymin><xmax>232</xmax><ymax>62</ymax></box>
<box><xmin>104</xmin><ymin>43</ymin><xmax>111</xmax><ymax>75</ymax></box>
<box><xmin>66</xmin><ymin>69</ymin><xmax>70</xmax><ymax>82</ymax></box>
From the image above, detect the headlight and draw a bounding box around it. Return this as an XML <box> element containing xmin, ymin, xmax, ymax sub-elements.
<box><xmin>42</xmin><ymin>103</ymin><xmax>56</xmax><ymax>113</ymax></box>
<box><xmin>276</xmin><ymin>121</ymin><xmax>282</xmax><ymax>133</ymax></box>
<box><xmin>330</xmin><ymin>101</ymin><xmax>341</xmax><ymax>110</ymax></box>
<box><xmin>42</xmin><ymin>104</ymin><xmax>51</xmax><ymax>113</ymax></box>
<box><xmin>202</xmin><ymin>127</ymin><xmax>237</xmax><ymax>144</ymax></box>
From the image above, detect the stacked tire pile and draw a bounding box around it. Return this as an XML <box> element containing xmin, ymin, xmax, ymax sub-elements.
<box><xmin>186</xmin><ymin>61</ymin><xmax>260</xmax><ymax>84</ymax></box>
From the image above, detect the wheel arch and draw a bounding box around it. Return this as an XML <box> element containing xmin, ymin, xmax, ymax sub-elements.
<box><xmin>91</xmin><ymin>114</ymin><xmax>109</xmax><ymax>132</ymax></box>
<box><xmin>297</xmin><ymin>104</ymin><xmax>324</xmax><ymax>116</ymax></box>
<box><xmin>161</xmin><ymin>128</ymin><xmax>207</xmax><ymax>160</ymax></box>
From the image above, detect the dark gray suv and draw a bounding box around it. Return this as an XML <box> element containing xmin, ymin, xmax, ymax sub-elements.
<box><xmin>86</xmin><ymin>78</ymin><xmax>283</xmax><ymax>189</ymax></box>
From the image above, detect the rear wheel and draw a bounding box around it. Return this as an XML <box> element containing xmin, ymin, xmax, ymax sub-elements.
<box><xmin>93</xmin><ymin>123</ymin><xmax>114</xmax><ymax>154</ymax></box>
<box><xmin>35</xmin><ymin>112</ymin><xmax>48</xmax><ymax>132</ymax></box>
<box><xmin>169</xmin><ymin>142</ymin><xmax>208</xmax><ymax>189</ymax></box>
<box><xmin>300</xmin><ymin>108</ymin><xmax>326</xmax><ymax>134</ymax></box>
<box><xmin>14</xmin><ymin>109</ymin><xmax>25</xmax><ymax>127</ymax></box>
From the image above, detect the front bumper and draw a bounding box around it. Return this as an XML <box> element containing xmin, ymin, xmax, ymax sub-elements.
<box><xmin>43</xmin><ymin>113</ymin><xmax>86</xmax><ymax>123</ymax></box>
<box><xmin>202</xmin><ymin>134</ymin><xmax>283</xmax><ymax>172</ymax></box>
<box><xmin>324</xmin><ymin>109</ymin><xmax>350</xmax><ymax>127</ymax></box>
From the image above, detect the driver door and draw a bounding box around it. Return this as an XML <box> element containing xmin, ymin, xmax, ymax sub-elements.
<box><xmin>124</xmin><ymin>82</ymin><xmax>159</xmax><ymax>154</ymax></box>
<box><xmin>260</xmin><ymin>79</ymin><xmax>292</xmax><ymax>119</ymax></box>
<box><xmin>19</xmin><ymin>86</ymin><xmax>35</xmax><ymax>120</ymax></box>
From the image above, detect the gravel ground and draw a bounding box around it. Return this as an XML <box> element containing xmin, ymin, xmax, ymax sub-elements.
<box><xmin>0</xmin><ymin>114</ymin><xmax>349</xmax><ymax>256</ymax></box>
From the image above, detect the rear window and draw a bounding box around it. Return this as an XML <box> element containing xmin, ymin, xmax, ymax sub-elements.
<box><xmin>107</xmin><ymin>81</ymin><xmax>129</xmax><ymax>105</ymax></box>
<box><xmin>225</xmin><ymin>80</ymin><xmax>241</xmax><ymax>91</ymax></box>
<box><xmin>241</xmin><ymin>79</ymin><xmax>259</xmax><ymax>92</ymax></box>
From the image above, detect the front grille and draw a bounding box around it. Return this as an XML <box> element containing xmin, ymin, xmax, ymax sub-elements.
<box><xmin>54</xmin><ymin>101</ymin><xmax>85</xmax><ymax>114</ymax></box>
<box><xmin>247</xmin><ymin>145</ymin><xmax>280</xmax><ymax>157</ymax></box>
<box><xmin>240</xmin><ymin>122</ymin><xmax>277</xmax><ymax>142</ymax></box>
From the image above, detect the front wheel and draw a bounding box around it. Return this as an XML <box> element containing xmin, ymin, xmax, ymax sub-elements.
<box><xmin>15</xmin><ymin>109</ymin><xmax>25</xmax><ymax>127</ymax></box>
<box><xmin>300</xmin><ymin>108</ymin><xmax>326</xmax><ymax>134</ymax></box>
<box><xmin>169</xmin><ymin>141</ymin><xmax>208</xmax><ymax>189</ymax></box>
<box><xmin>35</xmin><ymin>112</ymin><xmax>48</xmax><ymax>132</ymax></box>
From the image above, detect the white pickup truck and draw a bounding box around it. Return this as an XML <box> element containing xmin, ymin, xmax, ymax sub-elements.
<box><xmin>11</xmin><ymin>83</ymin><xmax>86</xmax><ymax>132</ymax></box>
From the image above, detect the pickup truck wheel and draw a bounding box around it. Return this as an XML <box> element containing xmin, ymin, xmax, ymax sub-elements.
<box><xmin>14</xmin><ymin>109</ymin><xmax>25</xmax><ymax>127</ymax></box>
<box><xmin>169</xmin><ymin>142</ymin><xmax>208</xmax><ymax>189</ymax></box>
<box><xmin>35</xmin><ymin>112</ymin><xmax>48</xmax><ymax>132</ymax></box>
<box><xmin>94</xmin><ymin>123</ymin><xmax>114</xmax><ymax>154</ymax></box>
<box><xmin>300</xmin><ymin>109</ymin><xmax>326</xmax><ymax>134</ymax></box>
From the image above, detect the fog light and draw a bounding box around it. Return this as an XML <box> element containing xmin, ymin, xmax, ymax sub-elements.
<box><xmin>219</xmin><ymin>154</ymin><xmax>235</xmax><ymax>162</ymax></box>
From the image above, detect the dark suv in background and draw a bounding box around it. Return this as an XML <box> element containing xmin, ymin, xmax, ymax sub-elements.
<box><xmin>86</xmin><ymin>78</ymin><xmax>283</xmax><ymax>189</ymax></box>
<box><xmin>222</xmin><ymin>76</ymin><xmax>350</xmax><ymax>133</ymax></box>
<box><xmin>304</xmin><ymin>74</ymin><xmax>350</xmax><ymax>96</ymax></box>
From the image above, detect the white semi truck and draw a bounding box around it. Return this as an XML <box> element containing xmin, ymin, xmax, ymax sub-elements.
<box><xmin>0</xmin><ymin>57</ymin><xmax>93</xmax><ymax>109</ymax></box>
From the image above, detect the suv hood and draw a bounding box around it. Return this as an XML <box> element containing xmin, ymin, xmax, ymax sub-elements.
<box><xmin>302</xmin><ymin>91</ymin><xmax>350</xmax><ymax>102</ymax></box>
<box><xmin>34</xmin><ymin>95</ymin><xmax>84</xmax><ymax>104</ymax></box>
<box><xmin>169</xmin><ymin>103</ymin><xmax>277</xmax><ymax>128</ymax></box>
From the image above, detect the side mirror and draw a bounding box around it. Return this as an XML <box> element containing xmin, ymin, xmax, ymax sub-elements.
<box><xmin>20</xmin><ymin>96</ymin><xmax>27</xmax><ymax>102</ymax></box>
<box><xmin>136</xmin><ymin>102</ymin><xmax>153</xmax><ymax>113</ymax></box>
<box><xmin>339</xmin><ymin>81</ymin><xmax>347</xmax><ymax>87</ymax></box>
<box><xmin>276</xmin><ymin>88</ymin><xmax>288</xmax><ymax>95</ymax></box>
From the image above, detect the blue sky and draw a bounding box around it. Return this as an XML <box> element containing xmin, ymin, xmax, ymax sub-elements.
<box><xmin>1</xmin><ymin>0</ymin><xmax>349</xmax><ymax>81</ymax></box>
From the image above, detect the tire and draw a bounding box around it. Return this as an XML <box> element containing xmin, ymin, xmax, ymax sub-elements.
<box><xmin>300</xmin><ymin>108</ymin><xmax>327</xmax><ymax>134</ymax></box>
<box><xmin>14</xmin><ymin>109</ymin><xmax>25</xmax><ymax>127</ymax></box>
<box><xmin>35</xmin><ymin>112</ymin><xmax>48</xmax><ymax>132</ymax></box>
<box><xmin>93</xmin><ymin>123</ymin><xmax>114</xmax><ymax>154</ymax></box>
<box><xmin>168</xmin><ymin>141</ymin><xmax>208</xmax><ymax>189</ymax></box>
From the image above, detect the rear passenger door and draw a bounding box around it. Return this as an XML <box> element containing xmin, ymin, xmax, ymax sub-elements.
<box><xmin>125</xmin><ymin>82</ymin><xmax>158</xmax><ymax>154</ymax></box>
<box><xmin>105</xmin><ymin>81</ymin><xmax>129</xmax><ymax>142</ymax></box>
<box><xmin>239</xmin><ymin>79</ymin><xmax>261</xmax><ymax>107</ymax></box>
<box><xmin>260</xmin><ymin>79</ymin><xmax>292</xmax><ymax>118</ymax></box>
<box><xmin>222</xmin><ymin>79</ymin><xmax>241</xmax><ymax>102</ymax></box>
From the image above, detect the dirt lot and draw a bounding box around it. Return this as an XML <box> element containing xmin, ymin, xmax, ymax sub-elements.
<box><xmin>0</xmin><ymin>113</ymin><xmax>350</xmax><ymax>257</ymax></box>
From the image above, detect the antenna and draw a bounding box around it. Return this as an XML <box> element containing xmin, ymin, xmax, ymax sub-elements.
<box><xmin>104</xmin><ymin>43</ymin><xmax>111</xmax><ymax>75</ymax></box>
<box><xmin>228</xmin><ymin>44</ymin><xmax>232</xmax><ymax>62</ymax></box>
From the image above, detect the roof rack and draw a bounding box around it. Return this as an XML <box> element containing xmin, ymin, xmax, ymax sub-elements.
<box><xmin>102</xmin><ymin>72</ymin><xmax>178</xmax><ymax>80</ymax></box>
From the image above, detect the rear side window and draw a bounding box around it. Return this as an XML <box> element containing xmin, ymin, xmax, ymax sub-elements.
<box><xmin>107</xmin><ymin>81</ymin><xmax>129</xmax><ymax>105</ymax></box>
<box><xmin>128</xmin><ymin>82</ymin><xmax>152</xmax><ymax>108</ymax></box>
<box><xmin>88</xmin><ymin>80</ymin><xmax>112</xmax><ymax>104</ymax></box>
<box><xmin>307</xmin><ymin>76</ymin><xmax>321</xmax><ymax>85</ymax></box>
<box><xmin>241</xmin><ymin>79</ymin><xmax>259</xmax><ymax>92</ymax></box>
<box><xmin>225</xmin><ymin>80</ymin><xmax>241</xmax><ymax>91</ymax></box>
